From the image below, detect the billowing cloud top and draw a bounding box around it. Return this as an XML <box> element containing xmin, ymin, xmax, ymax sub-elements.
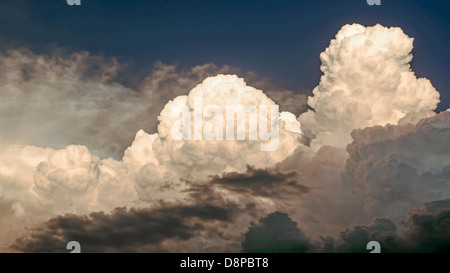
<box><xmin>124</xmin><ymin>74</ymin><xmax>306</xmax><ymax>200</ymax></box>
<box><xmin>299</xmin><ymin>24</ymin><xmax>440</xmax><ymax>149</ymax></box>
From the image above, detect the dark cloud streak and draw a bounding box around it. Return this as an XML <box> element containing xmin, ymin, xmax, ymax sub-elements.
<box><xmin>12</xmin><ymin>202</ymin><xmax>245</xmax><ymax>253</ymax></box>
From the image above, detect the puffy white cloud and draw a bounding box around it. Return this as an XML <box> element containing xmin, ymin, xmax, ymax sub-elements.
<box><xmin>299</xmin><ymin>24</ymin><xmax>440</xmax><ymax>150</ymax></box>
<box><xmin>33</xmin><ymin>145</ymin><xmax>138</xmax><ymax>212</ymax></box>
<box><xmin>0</xmin><ymin>145</ymin><xmax>53</xmax><ymax>217</ymax></box>
<box><xmin>34</xmin><ymin>145</ymin><xmax>100</xmax><ymax>194</ymax></box>
<box><xmin>123</xmin><ymin>74</ymin><xmax>307</xmax><ymax>201</ymax></box>
<box><xmin>0</xmin><ymin>144</ymin><xmax>138</xmax><ymax>251</ymax></box>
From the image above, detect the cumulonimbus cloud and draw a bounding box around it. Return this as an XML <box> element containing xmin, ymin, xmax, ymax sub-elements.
<box><xmin>1</xmin><ymin>23</ymin><xmax>449</xmax><ymax>252</ymax></box>
<box><xmin>299</xmin><ymin>24</ymin><xmax>440</xmax><ymax>150</ymax></box>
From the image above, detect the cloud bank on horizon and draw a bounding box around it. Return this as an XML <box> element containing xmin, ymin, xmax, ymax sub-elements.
<box><xmin>1</xmin><ymin>23</ymin><xmax>450</xmax><ymax>252</ymax></box>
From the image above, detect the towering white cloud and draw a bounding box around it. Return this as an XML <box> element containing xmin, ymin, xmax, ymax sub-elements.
<box><xmin>123</xmin><ymin>74</ymin><xmax>307</xmax><ymax>200</ymax></box>
<box><xmin>299</xmin><ymin>24</ymin><xmax>440</xmax><ymax>150</ymax></box>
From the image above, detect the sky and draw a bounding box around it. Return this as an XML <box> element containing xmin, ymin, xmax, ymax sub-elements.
<box><xmin>1</xmin><ymin>0</ymin><xmax>450</xmax><ymax>253</ymax></box>
<box><xmin>0</xmin><ymin>0</ymin><xmax>449</xmax><ymax>110</ymax></box>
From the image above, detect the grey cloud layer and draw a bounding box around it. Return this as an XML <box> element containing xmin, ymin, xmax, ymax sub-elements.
<box><xmin>346</xmin><ymin>111</ymin><xmax>450</xmax><ymax>222</ymax></box>
<box><xmin>0</xmin><ymin>49</ymin><xmax>307</xmax><ymax>159</ymax></box>
<box><xmin>0</xmin><ymin>49</ymin><xmax>232</xmax><ymax>159</ymax></box>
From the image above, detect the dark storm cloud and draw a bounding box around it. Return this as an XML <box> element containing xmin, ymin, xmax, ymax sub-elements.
<box><xmin>190</xmin><ymin>166</ymin><xmax>311</xmax><ymax>200</ymax></box>
<box><xmin>242</xmin><ymin>212</ymin><xmax>313</xmax><ymax>253</ymax></box>
<box><xmin>331</xmin><ymin>200</ymin><xmax>450</xmax><ymax>253</ymax></box>
<box><xmin>400</xmin><ymin>199</ymin><xmax>450</xmax><ymax>253</ymax></box>
<box><xmin>242</xmin><ymin>200</ymin><xmax>450</xmax><ymax>253</ymax></box>
<box><xmin>25</xmin><ymin>198</ymin><xmax>449</xmax><ymax>253</ymax></box>
<box><xmin>12</xmin><ymin>202</ymin><xmax>246</xmax><ymax>253</ymax></box>
<box><xmin>331</xmin><ymin>217</ymin><xmax>399</xmax><ymax>253</ymax></box>
<box><xmin>241</xmin><ymin>212</ymin><xmax>398</xmax><ymax>253</ymax></box>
